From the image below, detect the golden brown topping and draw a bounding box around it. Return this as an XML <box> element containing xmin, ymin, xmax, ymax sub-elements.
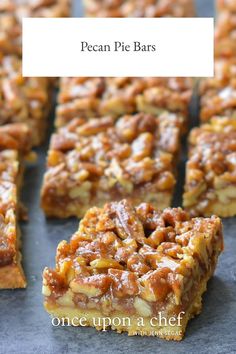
<box><xmin>140</xmin><ymin>268</ymin><xmax>172</xmax><ymax>302</ymax></box>
<box><xmin>108</xmin><ymin>269</ymin><xmax>139</xmax><ymax>298</ymax></box>
<box><xmin>215</xmin><ymin>12</ymin><xmax>236</xmax><ymax>58</ymax></box>
<box><xmin>106</xmin><ymin>199</ymin><xmax>145</xmax><ymax>243</ymax></box>
<box><xmin>200</xmin><ymin>59</ymin><xmax>236</xmax><ymax>121</ymax></box>
<box><xmin>0</xmin><ymin>55</ymin><xmax>50</xmax><ymax>145</ymax></box>
<box><xmin>200</xmin><ymin>59</ymin><xmax>236</xmax><ymax>95</ymax></box>
<box><xmin>56</xmin><ymin>77</ymin><xmax>192</xmax><ymax>127</ymax></box>
<box><xmin>43</xmin><ymin>200</ymin><xmax>223</xmax><ymax>307</ymax></box>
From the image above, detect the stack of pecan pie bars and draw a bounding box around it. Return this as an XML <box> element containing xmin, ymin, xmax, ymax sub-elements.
<box><xmin>0</xmin><ymin>0</ymin><xmax>71</xmax><ymax>289</ymax></box>
<box><xmin>41</xmin><ymin>0</ymin><xmax>225</xmax><ymax>341</ymax></box>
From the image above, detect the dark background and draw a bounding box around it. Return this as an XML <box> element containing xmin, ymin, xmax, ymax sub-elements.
<box><xmin>1</xmin><ymin>1</ymin><xmax>236</xmax><ymax>353</ymax></box>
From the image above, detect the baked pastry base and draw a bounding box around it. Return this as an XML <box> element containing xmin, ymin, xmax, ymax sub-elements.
<box><xmin>0</xmin><ymin>258</ymin><xmax>26</xmax><ymax>289</ymax></box>
<box><xmin>190</xmin><ymin>200</ymin><xmax>236</xmax><ymax>218</ymax></box>
<box><xmin>44</xmin><ymin>265</ymin><xmax>213</xmax><ymax>341</ymax></box>
<box><xmin>184</xmin><ymin>182</ymin><xmax>236</xmax><ymax>217</ymax></box>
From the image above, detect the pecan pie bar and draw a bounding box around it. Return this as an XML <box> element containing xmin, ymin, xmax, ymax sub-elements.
<box><xmin>0</xmin><ymin>122</ymin><xmax>33</xmax><ymax>186</ymax></box>
<box><xmin>56</xmin><ymin>77</ymin><xmax>192</xmax><ymax>132</ymax></box>
<box><xmin>0</xmin><ymin>123</ymin><xmax>32</xmax><ymax>289</ymax></box>
<box><xmin>43</xmin><ymin>200</ymin><xmax>223</xmax><ymax>340</ymax></box>
<box><xmin>41</xmin><ymin>113</ymin><xmax>181</xmax><ymax>218</ymax></box>
<box><xmin>83</xmin><ymin>0</ymin><xmax>195</xmax><ymax>18</ymax></box>
<box><xmin>0</xmin><ymin>181</ymin><xmax>26</xmax><ymax>289</ymax></box>
<box><xmin>183</xmin><ymin>117</ymin><xmax>236</xmax><ymax>217</ymax></box>
<box><xmin>0</xmin><ymin>55</ymin><xmax>51</xmax><ymax>146</ymax></box>
<box><xmin>215</xmin><ymin>12</ymin><xmax>236</xmax><ymax>58</ymax></box>
<box><xmin>199</xmin><ymin>58</ymin><xmax>236</xmax><ymax>122</ymax></box>
<box><xmin>0</xmin><ymin>0</ymin><xmax>71</xmax><ymax>56</ymax></box>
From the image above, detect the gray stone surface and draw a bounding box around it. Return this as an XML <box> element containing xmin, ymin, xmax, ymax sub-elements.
<box><xmin>0</xmin><ymin>1</ymin><xmax>236</xmax><ymax>353</ymax></box>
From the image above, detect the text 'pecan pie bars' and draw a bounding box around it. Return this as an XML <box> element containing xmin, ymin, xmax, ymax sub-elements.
<box><xmin>183</xmin><ymin>117</ymin><xmax>236</xmax><ymax>217</ymax></box>
<box><xmin>83</xmin><ymin>0</ymin><xmax>195</xmax><ymax>18</ymax></box>
<box><xmin>0</xmin><ymin>0</ymin><xmax>71</xmax><ymax>56</ymax></box>
<box><xmin>0</xmin><ymin>55</ymin><xmax>51</xmax><ymax>146</ymax></box>
<box><xmin>43</xmin><ymin>200</ymin><xmax>223</xmax><ymax>341</ymax></box>
<box><xmin>56</xmin><ymin>77</ymin><xmax>192</xmax><ymax>133</ymax></box>
<box><xmin>0</xmin><ymin>123</ymin><xmax>32</xmax><ymax>289</ymax></box>
<box><xmin>41</xmin><ymin>113</ymin><xmax>181</xmax><ymax>218</ymax></box>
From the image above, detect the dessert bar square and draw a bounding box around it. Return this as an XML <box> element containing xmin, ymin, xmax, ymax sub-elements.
<box><xmin>0</xmin><ymin>122</ymin><xmax>33</xmax><ymax>188</ymax></box>
<box><xmin>199</xmin><ymin>58</ymin><xmax>236</xmax><ymax>122</ymax></box>
<box><xmin>83</xmin><ymin>0</ymin><xmax>195</xmax><ymax>18</ymax></box>
<box><xmin>41</xmin><ymin>112</ymin><xmax>181</xmax><ymax>218</ymax></box>
<box><xmin>0</xmin><ymin>123</ymin><xmax>32</xmax><ymax>289</ymax></box>
<box><xmin>0</xmin><ymin>55</ymin><xmax>51</xmax><ymax>146</ymax></box>
<box><xmin>0</xmin><ymin>180</ymin><xmax>26</xmax><ymax>289</ymax></box>
<box><xmin>56</xmin><ymin>77</ymin><xmax>192</xmax><ymax>132</ymax></box>
<box><xmin>43</xmin><ymin>199</ymin><xmax>223</xmax><ymax>341</ymax></box>
<box><xmin>0</xmin><ymin>123</ymin><xmax>32</xmax><ymax>191</ymax></box>
<box><xmin>183</xmin><ymin>117</ymin><xmax>236</xmax><ymax>217</ymax></box>
<box><xmin>215</xmin><ymin>12</ymin><xmax>236</xmax><ymax>58</ymax></box>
